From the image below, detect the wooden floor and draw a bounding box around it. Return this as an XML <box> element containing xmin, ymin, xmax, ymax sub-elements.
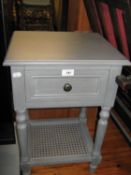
<box><xmin>29</xmin><ymin>108</ymin><xmax>131</xmax><ymax>175</ymax></box>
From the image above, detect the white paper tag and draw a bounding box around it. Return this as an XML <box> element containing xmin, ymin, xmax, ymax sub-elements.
<box><xmin>12</xmin><ymin>72</ymin><xmax>22</xmax><ymax>78</ymax></box>
<box><xmin>62</xmin><ymin>69</ymin><xmax>74</xmax><ymax>77</ymax></box>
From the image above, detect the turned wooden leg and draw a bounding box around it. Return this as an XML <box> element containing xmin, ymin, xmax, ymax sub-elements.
<box><xmin>16</xmin><ymin>110</ymin><xmax>28</xmax><ymax>162</ymax></box>
<box><xmin>16</xmin><ymin>110</ymin><xmax>30</xmax><ymax>174</ymax></box>
<box><xmin>89</xmin><ymin>107</ymin><xmax>110</xmax><ymax>173</ymax></box>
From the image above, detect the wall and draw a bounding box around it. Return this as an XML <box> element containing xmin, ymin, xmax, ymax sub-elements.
<box><xmin>67</xmin><ymin>0</ymin><xmax>91</xmax><ymax>31</ymax></box>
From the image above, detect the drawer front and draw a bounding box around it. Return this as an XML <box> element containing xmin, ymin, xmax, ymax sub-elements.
<box><xmin>25</xmin><ymin>67</ymin><xmax>109</xmax><ymax>107</ymax></box>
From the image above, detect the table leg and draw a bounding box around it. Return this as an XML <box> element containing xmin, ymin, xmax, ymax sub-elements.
<box><xmin>79</xmin><ymin>107</ymin><xmax>87</xmax><ymax>122</ymax></box>
<box><xmin>89</xmin><ymin>107</ymin><xmax>110</xmax><ymax>173</ymax></box>
<box><xmin>16</xmin><ymin>110</ymin><xmax>30</xmax><ymax>174</ymax></box>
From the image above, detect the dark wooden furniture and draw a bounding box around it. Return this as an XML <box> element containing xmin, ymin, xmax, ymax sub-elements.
<box><xmin>15</xmin><ymin>0</ymin><xmax>55</xmax><ymax>30</ymax></box>
<box><xmin>84</xmin><ymin>0</ymin><xmax>131</xmax><ymax>145</ymax></box>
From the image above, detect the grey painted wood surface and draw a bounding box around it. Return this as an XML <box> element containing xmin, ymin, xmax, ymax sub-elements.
<box><xmin>4</xmin><ymin>31</ymin><xmax>130</xmax><ymax>66</ymax></box>
<box><xmin>3</xmin><ymin>31</ymin><xmax>130</xmax><ymax>174</ymax></box>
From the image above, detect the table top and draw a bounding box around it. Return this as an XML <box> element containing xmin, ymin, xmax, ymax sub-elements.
<box><xmin>4</xmin><ymin>31</ymin><xmax>130</xmax><ymax>66</ymax></box>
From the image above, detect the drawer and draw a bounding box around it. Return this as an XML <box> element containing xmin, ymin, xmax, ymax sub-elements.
<box><xmin>25</xmin><ymin>67</ymin><xmax>109</xmax><ymax>107</ymax></box>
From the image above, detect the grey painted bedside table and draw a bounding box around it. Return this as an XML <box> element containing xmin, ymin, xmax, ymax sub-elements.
<box><xmin>3</xmin><ymin>31</ymin><xmax>130</xmax><ymax>175</ymax></box>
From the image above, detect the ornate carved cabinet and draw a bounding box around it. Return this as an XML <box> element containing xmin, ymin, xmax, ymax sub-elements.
<box><xmin>3</xmin><ymin>31</ymin><xmax>130</xmax><ymax>175</ymax></box>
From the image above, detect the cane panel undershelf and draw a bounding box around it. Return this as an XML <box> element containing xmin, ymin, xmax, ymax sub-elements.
<box><xmin>28</xmin><ymin>118</ymin><xmax>92</xmax><ymax>166</ymax></box>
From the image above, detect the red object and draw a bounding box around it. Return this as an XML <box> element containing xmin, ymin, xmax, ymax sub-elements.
<box><xmin>116</xmin><ymin>9</ymin><xmax>130</xmax><ymax>59</ymax></box>
<box><xmin>92</xmin><ymin>0</ymin><xmax>103</xmax><ymax>34</ymax></box>
<box><xmin>100</xmin><ymin>3</ymin><xmax>118</xmax><ymax>48</ymax></box>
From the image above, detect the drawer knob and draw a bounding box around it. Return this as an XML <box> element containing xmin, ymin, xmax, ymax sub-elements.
<box><xmin>63</xmin><ymin>83</ymin><xmax>72</xmax><ymax>92</ymax></box>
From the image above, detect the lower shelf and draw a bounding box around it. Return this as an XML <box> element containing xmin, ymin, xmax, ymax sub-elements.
<box><xmin>27</xmin><ymin>118</ymin><xmax>93</xmax><ymax>166</ymax></box>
